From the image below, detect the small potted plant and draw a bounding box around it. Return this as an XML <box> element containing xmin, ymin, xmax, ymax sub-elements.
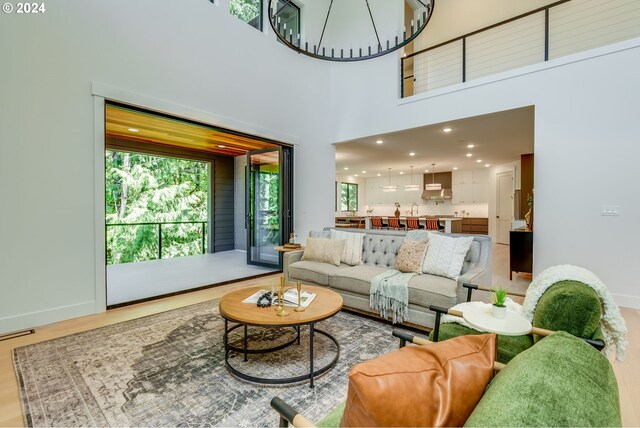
<box><xmin>492</xmin><ymin>287</ymin><xmax>508</xmax><ymax>319</ymax></box>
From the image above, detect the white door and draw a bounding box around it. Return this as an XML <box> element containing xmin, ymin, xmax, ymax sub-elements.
<box><xmin>496</xmin><ymin>171</ymin><xmax>514</xmax><ymax>245</ymax></box>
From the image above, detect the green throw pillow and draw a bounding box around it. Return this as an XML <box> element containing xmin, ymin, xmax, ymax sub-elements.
<box><xmin>464</xmin><ymin>331</ymin><xmax>621</xmax><ymax>427</ymax></box>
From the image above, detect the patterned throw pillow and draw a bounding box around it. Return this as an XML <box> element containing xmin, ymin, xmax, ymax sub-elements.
<box><xmin>395</xmin><ymin>240</ymin><xmax>429</xmax><ymax>273</ymax></box>
<box><xmin>301</xmin><ymin>238</ymin><xmax>346</xmax><ymax>267</ymax></box>
<box><xmin>422</xmin><ymin>232</ymin><xmax>474</xmax><ymax>280</ymax></box>
<box><xmin>333</xmin><ymin>230</ymin><xmax>365</xmax><ymax>266</ymax></box>
<box><xmin>308</xmin><ymin>230</ymin><xmax>334</xmax><ymax>239</ymax></box>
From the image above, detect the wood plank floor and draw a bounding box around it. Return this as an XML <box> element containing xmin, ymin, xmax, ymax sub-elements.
<box><xmin>1</xmin><ymin>256</ymin><xmax>639</xmax><ymax>426</ymax></box>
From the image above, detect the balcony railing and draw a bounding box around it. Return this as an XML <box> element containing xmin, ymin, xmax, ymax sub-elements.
<box><xmin>106</xmin><ymin>221</ymin><xmax>207</xmax><ymax>265</ymax></box>
<box><xmin>402</xmin><ymin>0</ymin><xmax>640</xmax><ymax>98</ymax></box>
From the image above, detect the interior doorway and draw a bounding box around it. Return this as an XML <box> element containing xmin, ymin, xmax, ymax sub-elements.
<box><xmin>496</xmin><ymin>171</ymin><xmax>514</xmax><ymax>245</ymax></box>
<box><xmin>104</xmin><ymin>102</ymin><xmax>291</xmax><ymax>306</ymax></box>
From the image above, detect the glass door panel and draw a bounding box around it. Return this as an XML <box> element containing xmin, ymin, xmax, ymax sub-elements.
<box><xmin>247</xmin><ymin>147</ymin><xmax>282</xmax><ymax>267</ymax></box>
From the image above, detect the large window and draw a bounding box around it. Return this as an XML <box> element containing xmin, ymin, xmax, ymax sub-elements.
<box><xmin>340</xmin><ymin>183</ymin><xmax>358</xmax><ymax>212</ymax></box>
<box><xmin>274</xmin><ymin>0</ymin><xmax>300</xmax><ymax>44</ymax></box>
<box><xmin>231</xmin><ymin>0</ymin><xmax>262</xmax><ymax>31</ymax></box>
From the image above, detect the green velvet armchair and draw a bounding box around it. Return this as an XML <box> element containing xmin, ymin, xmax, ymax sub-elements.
<box><xmin>428</xmin><ymin>281</ymin><xmax>606</xmax><ymax>363</ymax></box>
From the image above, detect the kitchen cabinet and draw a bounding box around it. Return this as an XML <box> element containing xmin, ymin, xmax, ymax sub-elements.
<box><xmin>452</xmin><ymin>169</ymin><xmax>489</xmax><ymax>204</ymax></box>
<box><xmin>462</xmin><ymin>217</ymin><xmax>489</xmax><ymax>234</ymax></box>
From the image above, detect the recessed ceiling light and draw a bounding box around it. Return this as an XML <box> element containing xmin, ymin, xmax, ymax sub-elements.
<box><xmin>476</xmin><ymin>159</ymin><xmax>482</xmax><ymax>163</ymax></box>
<box><xmin>443</xmin><ymin>128</ymin><xmax>452</xmax><ymax>133</ymax></box>
<box><xmin>485</xmin><ymin>164</ymin><xmax>491</xmax><ymax>167</ymax></box>
<box><xmin>218</xmin><ymin>145</ymin><xmax>226</xmax><ymax>148</ymax></box>
<box><xmin>376</xmin><ymin>140</ymin><xmax>383</xmax><ymax>144</ymax></box>
<box><xmin>424</xmin><ymin>169</ymin><xmax>429</xmax><ymax>173</ymax></box>
<box><xmin>128</xmin><ymin>128</ymin><xmax>139</xmax><ymax>133</ymax></box>
<box><xmin>399</xmin><ymin>171</ymin><xmax>404</xmax><ymax>175</ymax></box>
<box><xmin>453</xmin><ymin>167</ymin><xmax>459</xmax><ymax>170</ymax></box>
<box><xmin>409</xmin><ymin>152</ymin><xmax>416</xmax><ymax>156</ymax></box>
<box><xmin>467</xmin><ymin>144</ymin><xmax>475</xmax><ymax>148</ymax></box>
<box><xmin>354</xmin><ymin>174</ymin><xmax>358</xmax><ymax>177</ymax></box>
<box><xmin>362</xmin><ymin>171</ymin><xmax>366</xmax><ymax>174</ymax></box>
<box><xmin>466</xmin><ymin>153</ymin><xmax>473</xmax><ymax>157</ymax></box>
<box><xmin>377</xmin><ymin>173</ymin><xmax>381</xmax><ymax>176</ymax></box>
<box><xmin>344</xmin><ymin>167</ymin><xmax>349</xmax><ymax>170</ymax></box>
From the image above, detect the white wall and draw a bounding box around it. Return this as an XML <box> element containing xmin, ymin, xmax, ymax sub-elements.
<box><xmin>0</xmin><ymin>0</ymin><xmax>334</xmax><ymax>334</ymax></box>
<box><xmin>329</xmin><ymin>39</ymin><xmax>640</xmax><ymax>308</ymax></box>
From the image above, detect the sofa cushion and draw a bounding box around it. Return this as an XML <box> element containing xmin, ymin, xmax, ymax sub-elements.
<box><xmin>395</xmin><ymin>239</ymin><xmax>429</xmax><ymax>273</ymax></box>
<box><xmin>461</xmin><ymin>240</ymin><xmax>480</xmax><ymax>274</ymax></box>
<box><xmin>464</xmin><ymin>331</ymin><xmax>621</xmax><ymax>427</ymax></box>
<box><xmin>408</xmin><ymin>274</ymin><xmax>458</xmax><ymax>308</ymax></box>
<box><xmin>429</xmin><ymin>322</ymin><xmax>534</xmax><ymax>364</ymax></box>
<box><xmin>329</xmin><ymin>265</ymin><xmax>389</xmax><ymax>294</ymax></box>
<box><xmin>340</xmin><ymin>334</ymin><xmax>497</xmax><ymax>427</ymax></box>
<box><xmin>333</xmin><ymin>230</ymin><xmax>365</xmax><ymax>266</ymax></box>
<box><xmin>330</xmin><ymin>266</ymin><xmax>458</xmax><ymax>309</ymax></box>
<box><xmin>301</xmin><ymin>237</ymin><xmax>345</xmax><ymax>267</ymax></box>
<box><xmin>361</xmin><ymin>234</ymin><xmax>405</xmax><ymax>268</ymax></box>
<box><xmin>288</xmin><ymin>261</ymin><xmax>350</xmax><ymax>286</ymax></box>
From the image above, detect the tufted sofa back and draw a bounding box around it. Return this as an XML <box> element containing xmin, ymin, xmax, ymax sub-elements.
<box><xmin>324</xmin><ymin>227</ymin><xmax>490</xmax><ymax>274</ymax></box>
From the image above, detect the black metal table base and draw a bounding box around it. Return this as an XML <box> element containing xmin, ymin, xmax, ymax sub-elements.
<box><xmin>223</xmin><ymin>319</ymin><xmax>340</xmax><ymax>388</ymax></box>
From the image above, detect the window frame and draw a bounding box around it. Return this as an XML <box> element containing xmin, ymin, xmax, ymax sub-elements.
<box><xmin>275</xmin><ymin>0</ymin><xmax>301</xmax><ymax>44</ymax></box>
<box><xmin>230</xmin><ymin>0</ymin><xmax>263</xmax><ymax>31</ymax></box>
<box><xmin>340</xmin><ymin>182</ymin><xmax>358</xmax><ymax>212</ymax></box>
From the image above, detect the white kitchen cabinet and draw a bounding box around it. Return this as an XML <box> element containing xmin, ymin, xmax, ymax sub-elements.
<box><xmin>451</xmin><ymin>168</ymin><xmax>489</xmax><ymax>204</ymax></box>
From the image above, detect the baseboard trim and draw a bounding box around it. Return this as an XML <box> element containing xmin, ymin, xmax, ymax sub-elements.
<box><xmin>612</xmin><ymin>293</ymin><xmax>640</xmax><ymax>310</ymax></box>
<box><xmin>0</xmin><ymin>301</ymin><xmax>96</xmax><ymax>335</ymax></box>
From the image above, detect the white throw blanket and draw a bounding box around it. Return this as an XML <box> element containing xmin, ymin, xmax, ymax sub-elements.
<box><xmin>442</xmin><ymin>265</ymin><xmax>628</xmax><ymax>361</ymax></box>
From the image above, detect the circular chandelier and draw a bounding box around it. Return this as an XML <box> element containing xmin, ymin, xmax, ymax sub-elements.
<box><xmin>268</xmin><ymin>0</ymin><xmax>435</xmax><ymax>62</ymax></box>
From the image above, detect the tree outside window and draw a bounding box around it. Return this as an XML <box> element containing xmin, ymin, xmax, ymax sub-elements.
<box><xmin>231</xmin><ymin>0</ymin><xmax>262</xmax><ymax>31</ymax></box>
<box><xmin>341</xmin><ymin>183</ymin><xmax>358</xmax><ymax>212</ymax></box>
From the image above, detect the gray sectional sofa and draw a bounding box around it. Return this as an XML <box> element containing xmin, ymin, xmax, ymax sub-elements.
<box><xmin>283</xmin><ymin>228</ymin><xmax>492</xmax><ymax>329</ymax></box>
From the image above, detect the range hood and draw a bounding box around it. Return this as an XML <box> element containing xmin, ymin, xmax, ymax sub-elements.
<box><xmin>421</xmin><ymin>187</ymin><xmax>452</xmax><ymax>201</ymax></box>
<box><xmin>421</xmin><ymin>170</ymin><xmax>453</xmax><ymax>201</ymax></box>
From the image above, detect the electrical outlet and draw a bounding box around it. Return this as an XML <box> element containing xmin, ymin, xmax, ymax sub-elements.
<box><xmin>601</xmin><ymin>205</ymin><xmax>620</xmax><ymax>216</ymax></box>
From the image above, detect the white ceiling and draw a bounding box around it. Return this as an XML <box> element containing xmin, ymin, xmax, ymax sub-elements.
<box><xmin>335</xmin><ymin>106</ymin><xmax>534</xmax><ymax>178</ymax></box>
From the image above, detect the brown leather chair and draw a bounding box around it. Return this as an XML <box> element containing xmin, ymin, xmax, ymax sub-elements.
<box><xmin>406</xmin><ymin>217</ymin><xmax>424</xmax><ymax>230</ymax></box>
<box><xmin>387</xmin><ymin>217</ymin><xmax>405</xmax><ymax>230</ymax></box>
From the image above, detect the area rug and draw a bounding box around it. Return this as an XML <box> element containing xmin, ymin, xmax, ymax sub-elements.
<box><xmin>13</xmin><ymin>299</ymin><xmax>402</xmax><ymax>427</ymax></box>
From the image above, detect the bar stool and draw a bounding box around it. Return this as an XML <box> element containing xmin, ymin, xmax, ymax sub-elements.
<box><xmin>426</xmin><ymin>218</ymin><xmax>440</xmax><ymax>231</ymax></box>
<box><xmin>371</xmin><ymin>217</ymin><xmax>387</xmax><ymax>230</ymax></box>
<box><xmin>406</xmin><ymin>217</ymin><xmax>424</xmax><ymax>230</ymax></box>
<box><xmin>387</xmin><ymin>217</ymin><xmax>405</xmax><ymax>230</ymax></box>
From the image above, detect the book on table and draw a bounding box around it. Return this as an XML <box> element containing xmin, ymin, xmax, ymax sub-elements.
<box><xmin>242</xmin><ymin>289</ymin><xmax>316</xmax><ymax>308</ymax></box>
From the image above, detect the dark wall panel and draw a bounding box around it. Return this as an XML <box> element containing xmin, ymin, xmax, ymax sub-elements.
<box><xmin>212</xmin><ymin>156</ymin><xmax>236</xmax><ymax>252</ymax></box>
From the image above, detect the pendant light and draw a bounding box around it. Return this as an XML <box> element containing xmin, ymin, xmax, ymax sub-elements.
<box><xmin>382</xmin><ymin>168</ymin><xmax>397</xmax><ymax>192</ymax></box>
<box><xmin>425</xmin><ymin>163</ymin><xmax>442</xmax><ymax>191</ymax></box>
<box><xmin>405</xmin><ymin>166</ymin><xmax>420</xmax><ymax>191</ymax></box>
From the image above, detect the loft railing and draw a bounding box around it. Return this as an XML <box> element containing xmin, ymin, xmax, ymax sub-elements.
<box><xmin>106</xmin><ymin>221</ymin><xmax>207</xmax><ymax>264</ymax></box>
<box><xmin>402</xmin><ymin>0</ymin><xmax>640</xmax><ymax>97</ymax></box>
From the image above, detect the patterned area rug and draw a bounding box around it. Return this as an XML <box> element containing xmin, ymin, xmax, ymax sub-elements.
<box><xmin>13</xmin><ymin>299</ymin><xmax>401</xmax><ymax>427</ymax></box>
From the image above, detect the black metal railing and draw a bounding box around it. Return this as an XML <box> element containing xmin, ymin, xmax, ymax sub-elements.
<box><xmin>106</xmin><ymin>221</ymin><xmax>207</xmax><ymax>262</ymax></box>
<box><xmin>401</xmin><ymin>0</ymin><xmax>572</xmax><ymax>97</ymax></box>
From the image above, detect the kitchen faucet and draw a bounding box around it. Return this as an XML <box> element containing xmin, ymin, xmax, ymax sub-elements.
<box><xmin>410</xmin><ymin>203</ymin><xmax>418</xmax><ymax>216</ymax></box>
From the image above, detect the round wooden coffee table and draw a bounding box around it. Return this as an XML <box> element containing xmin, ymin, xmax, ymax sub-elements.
<box><xmin>219</xmin><ymin>285</ymin><xmax>343</xmax><ymax>388</ymax></box>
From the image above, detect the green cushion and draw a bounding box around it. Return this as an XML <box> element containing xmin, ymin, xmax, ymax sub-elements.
<box><xmin>533</xmin><ymin>280</ymin><xmax>602</xmax><ymax>343</ymax></box>
<box><xmin>317</xmin><ymin>402</ymin><xmax>345</xmax><ymax>428</ymax></box>
<box><xmin>429</xmin><ymin>323</ymin><xmax>534</xmax><ymax>364</ymax></box>
<box><xmin>464</xmin><ymin>332</ymin><xmax>621</xmax><ymax>427</ymax></box>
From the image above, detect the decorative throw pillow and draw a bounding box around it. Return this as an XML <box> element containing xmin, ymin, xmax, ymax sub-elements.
<box><xmin>422</xmin><ymin>232</ymin><xmax>474</xmax><ymax>279</ymax></box>
<box><xmin>395</xmin><ymin>240</ymin><xmax>429</xmax><ymax>273</ymax></box>
<box><xmin>301</xmin><ymin>238</ymin><xmax>345</xmax><ymax>267</ymax></box>
<box><xmin>308</xmin><ymin>229</ymin><xmax>334</xmax><ymax>239</ymax></box>
<box><xmin>340</xmin><ymin>334</ymin><xmax>497</xmax><ymax>427</ymax></box>
<box><xmin>333</xmin><ymin>230</ymin><xmax>365</xmax><ymax>266</ymax></box>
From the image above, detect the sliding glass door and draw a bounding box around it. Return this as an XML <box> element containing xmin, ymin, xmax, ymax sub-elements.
<box><xmin>246</xmin><ymin>146</ymin><xmax>292</xmax><ymax>268</ymax></box>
